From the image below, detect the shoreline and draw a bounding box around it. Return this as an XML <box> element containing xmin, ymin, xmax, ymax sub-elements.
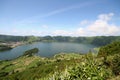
<box><xmin>0</xmin><ymin>41</ymin><xmax>25</xmax><ymax>48</ymax></box>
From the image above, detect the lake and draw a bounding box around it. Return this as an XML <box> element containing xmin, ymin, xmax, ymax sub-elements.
<box><xmin>0</xmin><ymin>42</ymin><xmax>96</xmax><ymax>60</ymax></box>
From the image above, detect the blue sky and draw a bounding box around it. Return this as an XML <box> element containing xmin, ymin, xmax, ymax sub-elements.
<box><xmin>0</xmin><ymin>0</ymin><xmax>120</xmax><ymax>36</ymax></box>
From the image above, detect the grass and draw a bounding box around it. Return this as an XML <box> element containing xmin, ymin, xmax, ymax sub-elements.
<box><xmin>0</xmin><ymin>53</ymin><xmax>83</xmax><ymax>79</ymax></box>
<box><xmin>0</xmin><ymin>52</ymin><xmax>119</xmax><ymax>80</ymax></box>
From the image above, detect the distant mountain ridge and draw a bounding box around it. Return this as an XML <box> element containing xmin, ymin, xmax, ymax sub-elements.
<box><xmin>0</xmin><ymin>34</ymin><xmax>120</xmax><ymax>46</ymax></box>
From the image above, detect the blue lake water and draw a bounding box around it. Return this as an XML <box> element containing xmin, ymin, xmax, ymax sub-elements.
<box><xmin>0</xmin><ymin>42</ymin><xmax>96</xmax><ymax>60</ymax></box>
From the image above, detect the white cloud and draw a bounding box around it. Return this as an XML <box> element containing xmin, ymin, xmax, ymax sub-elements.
<box><xmin>52</xmin><ymin>30</ymin><xmax>73</xmax><ymax>36</ymax></box>
<box><xmin>80</xmin><ymin>20</ymin><xmax>89</xmax><ymax>25</ymax></box>
<box><xmin>85</xmin><ymin>13</ymin><xmax>119</xmax><ymax>36</ymax></box>
<box><xmin>98</xmin><ymin>13</ymin><xmax>114</xmax><ymax>21</ymax></box>
<box><xmin>12</xmin><ymin>29</ymin><xmax>19</xmax><ymax>33</ymax></box>
<box><xmin>2</xmin><ymin>13</ymin><xmax>119</xmax><ymax>36</ymax></box>
<box><xmin>52</xmin><ymin>13</ymin><xmax>120</xmax><ymax>36</ymax></box>
<box><xmin>0</xmin><ymin>30</ymin><xmax>43</xmax><ymax>36</ymax></box>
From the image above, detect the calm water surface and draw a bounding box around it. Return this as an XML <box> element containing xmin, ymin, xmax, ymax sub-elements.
<box><xmin>0</xmin><ymin>42</ymin><xmax>96</xmax><ymax>60</ymax></box>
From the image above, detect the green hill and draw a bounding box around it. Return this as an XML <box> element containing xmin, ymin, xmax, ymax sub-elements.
<box><xmin>0</xmin><ymin>34</ymin><xmax>120</xmax><ymax>46</ymax></box>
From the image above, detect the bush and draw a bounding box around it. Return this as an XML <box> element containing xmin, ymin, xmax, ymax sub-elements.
<box><xmin>68</xmin><ymin>54</ymin><xmax>110</xmax><ymax>80</ymax></box>
<box><xmin>49</xmin><ymin>53</ymin><xmax>111</xmax><ymax>80</ymax></box>
<box><xmin>111</xmin><ymin>54</ymin><xmax>120</xmax><ymax>75</ymax></box>
<box><xmin>98</xmin><ymin>41</ymin><xmax>120</xmax><ymax>59</ymax></box>
<box><xmin>0</xmin><ymin>72</ymin><xmax>9</xmax><ymax>77</ymax></box>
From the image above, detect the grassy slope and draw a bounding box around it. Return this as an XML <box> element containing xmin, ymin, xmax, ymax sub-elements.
<box><xmin>0</xmin><ymin>52</ymin><xmax>120</xmax><ymax>80</ymax></box>
<box><xmin>0</xmin><ymin>53</ymin><xmax>84</xmax><ymax>80</ymax></box>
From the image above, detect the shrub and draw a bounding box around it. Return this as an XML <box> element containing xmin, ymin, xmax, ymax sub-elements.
<box><xmin>98</xmin><ymin>41</ymin><xmax>120</xmax><ymax>57</ymax></box>
<box><xmin>111</xmin><ymin>54</ymin><xmax>120</xmax><ymax>75</ymax></box>
<box><xmin>49</xmin><ymin>53</ymin><xmax>111</xmax><ymax>80</ymax></box>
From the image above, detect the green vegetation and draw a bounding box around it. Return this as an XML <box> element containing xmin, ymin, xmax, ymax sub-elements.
<box><xmin>0</xmin><ymin>35</ymin><xmax>27</xmax><ymax>42</ymax></box>
<box><xmin>98</xmin><ymin>41</ymin><xmax>120</xmax><ymax>59</ymax></box>
<box><xmin>49</xmin><ymin>54</ymin><xmax>111</xmax><ymax>80</ymax></box>
<box><xmin>23</xmin><ymin>48</ymin><xmax>39</xmax><ymax>57</ymax></box>
<box><xmin>98</xmin><ymin>41</ymin><xmax>120</xmax><ymax>77</ymax></box>
<box><xmin>25</xmin><ymin>36</ymin><xmax>39</xmax><ymax>43</ymax></box>
<box><xmin>111</xmin><ymin>54</ymin><xmax>120</xmax><ymax>75</ymax></box>
<box><xmin>0</xmin><ymin>41</ymin><xmax>120</xmax><ymax>80</ymax></box>
<box><xmin>0</xmin><ymin>34</ymin><xmax>120</xmax><ymax>46</ymax></box>
<box><xmin>0</xmin><ymin>45</ymin><xmax>12</xmax><ymax>51</ymax></box>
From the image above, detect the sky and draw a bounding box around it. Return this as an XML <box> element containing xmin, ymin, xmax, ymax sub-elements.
<box><xmin>0</xmin><ymin>0</ymin><xmax>120</xmax><ymax>36</ymax></box>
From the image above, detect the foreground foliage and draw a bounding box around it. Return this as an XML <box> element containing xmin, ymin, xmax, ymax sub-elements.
<box><xmin>49</xmin><ymin>53</ymin><xmax>112</xmax><ymax>80</ymax></box>
<box><xmin>98</xmin><ymin>41</ymin><xmax>120</xmax><ymax>58</ymax></box>
<box><xmin>0</xmin><ymin>53</ymin><xmax>117</xmax><ymax>80</ymax></box>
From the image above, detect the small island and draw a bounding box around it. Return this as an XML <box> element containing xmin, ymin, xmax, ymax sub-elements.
<box><xmin>23</xmin><ymin>48</ymin><xmax>39</xmax><ymax>56</ymax></box>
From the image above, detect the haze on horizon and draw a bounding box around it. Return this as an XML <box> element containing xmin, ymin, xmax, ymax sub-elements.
<box><xmin>0</xmin><ymin>0</ymin><xmax>120</xmax><ymax>36</ymax></box>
